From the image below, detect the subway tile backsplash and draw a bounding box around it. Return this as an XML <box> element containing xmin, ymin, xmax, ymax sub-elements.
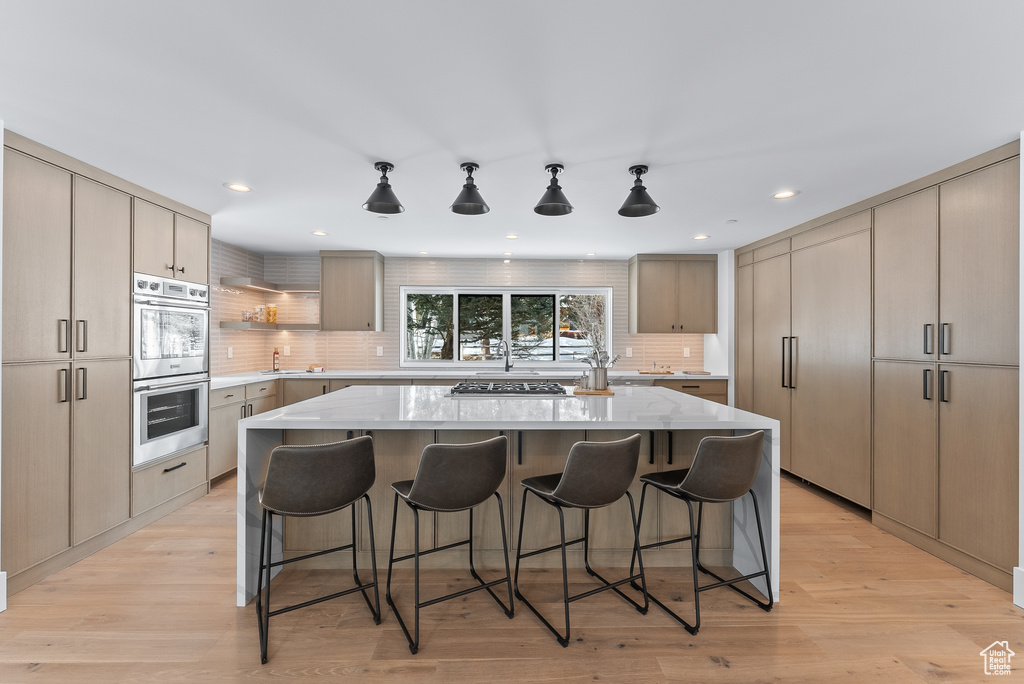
<box><xmin>210</xmin><ymin>240</ymin><xmax>707</xmax><ymax>375</ymax></box>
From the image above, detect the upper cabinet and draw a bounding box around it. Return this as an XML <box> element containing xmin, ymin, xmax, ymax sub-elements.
<box><xmin>133</xmin><ymin>199</ymin><xmax>210</xmax><ymax>284</ymax></box>
<box><xmin>627</xmin><ymin>254</ymin><xmax>717</xmax><ymax>334</ymax></box>
<box><xmin>320</xmin><ymin>250</ymin><xmax>384</xmax><ymax>331</ymax></box>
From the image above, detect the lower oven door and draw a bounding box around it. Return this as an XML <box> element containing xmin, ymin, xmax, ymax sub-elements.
<box><xmin>133</xmin><ymin>376</ymin><xmax>209</xmax><ymax>467</ymax></box>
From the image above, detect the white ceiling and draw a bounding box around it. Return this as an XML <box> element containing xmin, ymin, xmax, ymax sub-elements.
<box><xmin>2</xmin><ymin>1</ymin><xmax>1023</xmax><ymax>259</ymax></box>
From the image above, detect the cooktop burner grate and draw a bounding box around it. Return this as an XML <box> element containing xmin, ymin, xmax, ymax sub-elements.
<box><xmin>450</xmin><ymin>381</ymin><xmax>567</xmax><ymax>396</ymax></box>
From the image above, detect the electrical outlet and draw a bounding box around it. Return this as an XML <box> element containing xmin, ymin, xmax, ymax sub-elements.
<box><xmin>625</xmin><ymin>347</ymin><xmax>632</xmax><ymax>358</ymax></box>
<box><xmin>684</xmin><ymin>347</ymin><xmax>690</xmax><ymax>358</ymax></box>
<box><xmin>227</xmin><ymin>346</ymin><xmax>233</xmax><ymax>359</ymax></box>
<box><xmin>283</xmin><ymin>346</ymin><xmax>290</xmax><ymax>356</ymax></box>
<box><xmin>377</xmin><ymin>346</ymin><xmax>384</xmax><ymax>357</ymax></box>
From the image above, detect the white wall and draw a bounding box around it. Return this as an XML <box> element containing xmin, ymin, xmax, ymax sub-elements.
<box><xmin>1017</xmin><ymin>128</ymin><xmax>1024</xmax><ymax>609</ymax></box>
<box><xmin>0</xmin><ymin>122</ymin><xmax>7</xmax><ymax>611</ymax></box>
<box><xmin>703</xmin><ymin>250</ymin><xmax>733</xmax><ymax>388</ymax></box>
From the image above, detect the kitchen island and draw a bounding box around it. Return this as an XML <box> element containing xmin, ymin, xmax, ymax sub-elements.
<box><xmin>235</xmin><ymin>384</ymin><xmax>779</xmax><ymax>607</ymax></box>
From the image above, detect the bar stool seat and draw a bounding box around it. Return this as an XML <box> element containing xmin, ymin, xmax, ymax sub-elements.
<box><xmin>514</xmin><ymin>433</ymin><xmax>648</xmax><ymax>647</ymax></box>
<box><xmin>632</xmin><ymin>430</ymin><xmax>772</xmax><ymax>635</ymax></box>
<box><xmin>386</xmin><ymin>435</ymin><xmax>514</xmax><ymax>654</ymax></box>
<box><xmin>256</xmin><ymin>435</ymin><xmax>381</xmax><ymax>664</ymax></box>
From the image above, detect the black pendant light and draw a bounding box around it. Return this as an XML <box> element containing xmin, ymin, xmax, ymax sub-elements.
<box><xmin>450</xmin><ymin>162</ymin><xmax>490</xmax><ymax>215</ymax></box>
<box><xmin>362</xmin><ymin>161</ymin><xmax>404</xmax><ymax>214</ymax></box>
<box><xmin>618</xmin><ymin>165</ymin><xmax>660</xmax><ymax>217</ymax></box>
<box><xmin>534</xmin><ymin>163</ymin><xmax>573</xmax><ymax>216</ymax></box>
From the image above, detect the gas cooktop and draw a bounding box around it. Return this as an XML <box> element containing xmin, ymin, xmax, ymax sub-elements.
<box><xmin>450</xmin><ymin>381</ymin><xmax>567</xmax><ymax>396</ymax></box>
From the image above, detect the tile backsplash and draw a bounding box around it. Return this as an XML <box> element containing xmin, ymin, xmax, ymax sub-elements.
<box><xmin>211</xmin><ymin>240</ymin><xmax>708</xmax><ymax>375</ymax></box>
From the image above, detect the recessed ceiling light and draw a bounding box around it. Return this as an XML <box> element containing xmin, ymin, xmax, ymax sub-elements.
<box><xmin>505</xmin><ymin>234</ymin><xmax>519</xmax><ymax>240</ymax></box>
<box><xmin>693</xmin><ymin>234</ymin><xmax>711</xmax><ymax>240</ymax></box>
<box><xmin>311</xmin><ymin>231</ymin><xmax>327</xmax><ymax>236</ymax></box>
<box><xmin>773</xmin><ymin>190</ymin><xmax>799</xmax><ymax>199</ymax></box>
<box><xmin>419</xmin><ymin>251</ymin><xmax>428</xmax><ymax>255</ymax></box>
<box><xmin>586</xmin><ymin>252</ymin><xmax>596</xmax><ymax>256</ymax></box>
<box><xmin>223</xmin><ymin>182</ymin><xmax>252</xmax><ymax>193</ymax></box>
<box><xmin>503</xmin><ymin>252</ymin><xmax>513</xmax><ymax>256</ymax></box>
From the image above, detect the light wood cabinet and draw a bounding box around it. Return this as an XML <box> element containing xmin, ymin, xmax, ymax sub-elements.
<box><xmin>320</xmin><ymin>250</ymin><xmax>384</xmax><ymax>331</ymax></box>
<box><xmin>790</xmin><ymin>230</ymin><xmax>872</xmax><ymax>506</ymax></box>
<box><xmin>2</xmin><ymin>148</ymin><xmax>72</xmax><ymax>363</ymax></box>
<box><xmin>72</xmin><ymin>359</ymin><xmax>131</xmax><ymax>544</ymax></box>
<box><xmin>1</xmin><ymin>362</ymin><xmax>72</xmax><ymax>575</ymax></box>
<box><xmin>133</xmin><ymin>198</ymin><xmax>210</xmax><ymax>284</ymax></box>
<box><xmin>511</xmin><ymin>430</ymin><xmax>587</xmax><ymax>552</ymax></box>
<box><xmin>628</xmin><ymin>254</ymin><xmax>717</xmax><ymax>333</ymax></box>
<box><xmin>209</xmin><ymin>386</ymin><xmax>246</xmax><ymax>480</ymax></box>
<box><xmin>282</xmin><ymin>378</ymin><xmax>332</xmax><ymax>405</ymax></box>
<box><xmin>652</xmin><ymin>379</ymin><xmax>727</xmax><ymax>405</ymax></box>
<box><xmin>131</xmin><ymin>448</ymin><xmax>208</xmax><ymax>517</ymax></box>
<box><xmin>433</xmin><ymin>430</ymin><xmax>508</xmax><ymax>551</ymax></box>
<box><xmin>734</xmin><ymin>264</ymin><xmax>754</xmax><ymax>411</ymax></box>
<box><xmin>751</xmin><ymin>253</ymin><xmax>792</xmax><ymax>470</ymax></box>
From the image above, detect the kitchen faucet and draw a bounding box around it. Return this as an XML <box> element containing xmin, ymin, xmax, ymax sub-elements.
<box><xmin>497</xmin><ymin>340</ymin><xmax>513</xmax><ymax>372</ymax></box>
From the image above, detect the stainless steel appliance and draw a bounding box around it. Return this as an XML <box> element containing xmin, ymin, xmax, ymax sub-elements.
<box><xmin>133</xmin><ymin>273</ymin><xmax>209</xmax><ymax>380</ymax></box>
<box><xmin>133</xmin><ymin>374</ymin><xmax>210</xmax><ymax>466</ymax></box>
<box><xmin>450</xmin><ymin>381</ymin><xmax>567</xmax><ymax>396</ymax></box>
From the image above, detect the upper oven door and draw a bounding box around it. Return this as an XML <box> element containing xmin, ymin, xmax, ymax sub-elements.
<box><xmin>133</xmin><ymin>298</ymin><xmax>210</xmax><ymax>379</ymax></box>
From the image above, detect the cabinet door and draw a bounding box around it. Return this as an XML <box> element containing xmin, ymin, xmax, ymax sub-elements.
<box><xmin>938</xmin><ymin>364</ymin><xmax>1018</xmax><ymax>572</ymax></box>
<box><xmin>133</xmin><ymin>199</ymin><xmax>175</xmax><ymax>278</ymax></box>
<box><xmin>735</xmin><ymin>264</ymin><xmax>754</xmax><ymax>410</ymax></box>
<box><xmin>676</xmin><ymin>258</ymin><xmax>717</xmax><ymax>333</ymax></box>
<box><xmin>511</xmin><ymin>430</ymin><xmax>585</xmax><ymax>552</ymax></box>
<box><xmin>791</xmin><ymin>231</ymin><xmax>871</xmax><ymax>506</ymax></box>
<box><xmin>2</xmin><ymin>362</ymin><xmax>71</xmax><ymax>575</ymax></box>
<box><xmin>873</xmin><ymin>188</ymin><xmax>938</xmax><ymax>361</ymax></box>
<box><xmin>74</xmin><ymin>177</ymin><xmax>132</xmax><ymax>359</ymax></box>
<box><xmin>72</xmin><ymin>359</ymin><xmax>131</xmax><ymax>543</ymax></box>
<box><xmin>282</xmin><ymin>379</ymin><xmax>330</xmax><ymax>405</ymax></box>
<box><xmin>2</xmin><ymin>148</ymin><xmax>72</xmax><ymax>362</ymax></box>
<box><xmin>364</xmin><ymin>430</ymin><xmax>435</xmax><ymax>555</ymax></box>
<box><xmin>752</xmin><ymin>254</ymin><xmax>791</xmax><ymax>470</ymax></box>
<box><xmin>939</xmin><ymin>159</ymin><xmax>1020</xmax><ymax>365</ymax></box>
<box><xmin>173</xmin><ymin>214</ymin><xmax>209</xmax><ymax>284</ymax></box>
<box><xmin>208</xmin><ymin>402</ymin><xmax>244</xmax><ymax>479</ymax></box>
<box><xmin>872</xmin><ymin>361</ymin><xmax>937</xmax><ymax>536</ymax></box>
<box><xmin>320</xmin><ymin>255</ymin><xmax>379</xmax><ymax>331</ymax></box>
<box><xmin>434</xmin><ymin>430</ymin><xmax>508</xmax><ymax>551</ymax></box>
<box><xmin>634</xmin><ymin>259</ymin><xmax>677</xmax><ymax>333</ymax></box>
<box><xmin>586</xmin><ymin>430</ymin><xmax>657</xmax><ymax>550</ymax></box>
<box><xmin>247</xmin><ymin>395</ymin><xmax>277</xmax><ymax>416</ymax></box>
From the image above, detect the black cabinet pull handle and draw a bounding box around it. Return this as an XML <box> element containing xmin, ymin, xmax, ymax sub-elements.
<box><xmin>939</xmin><ymin>370</ymin><xmax>950</xmax><ymax>402</ymax></box>
<box><xmin>517</xmin><ymin>430</ymin><xmax>523</xmax><ymax>465</ymax></box>
<box><xmin>922</xmin><ymin>368</ymin><xmax>932</xmax><ymax>400</ymax></box>
<box><xmin>240</xmin><ymin>405</ymin><xmax>246</xmax><ymax>419</ymax></box>
<box><xmin>76</xmin><ymin>320</ymin><xmax>88</xmax><ymax>353</ymax></box>
<box><xmin>923</xmin><ymin>324</ymin><xmax>933</xmax><ymax>355</ymax></box>
<box><xmin>58</xmin><ymin>368</ymin><xmax>69</xmax><ymax>403</ymax></box>
<box><xmin>788</xmin><ymin>337</ymin><xmax>797</xmax><ymax>389</ymax></box>
<box><xmin>781</xmin><ymin>337</ymin><xmax>788</xmax><ymax>388</ymax></box>
<box><xmin>163</xmin><ymin>462</ymin><xmax>187</xmax><ymax>473</ymax></box>
<box><xmin>940</xmin><ymin>323</ymin><xmax>951</xmax><ymax>355</ymax></box>
<box><xmin>247</xmin><ymin>403</ymin><xmax>253</xmax><ymax>416</ymax></box>
<box><xmin>177</xmin><ymin>266</ymin><xmax>185</xmax><ymax>274</ymax></box>
<box><xmin>167</xmin><ymin>264</ymin><xmax>176</xmax><ymax>272</ymax></box>
<box><xmin>58</xmin><ymin>319</ymin><xmax>69</xmax><ymax>354</ymax></box>
<box><xmin>667</xmin><ymin>431</ymin><xmax>673</xmax><ymax>466</ymax></box>
<box><xmin>76</xmin><ymin>367</ymin><xmax>87</xmax><ymax>400</ymax></box>
<box><xmin>346</xmin><ymin>430</ymin><xmax>354</xmax><ymax>440</ymax></box>
<box><xmin>322</xmin><ymin>384</ymin><xmax>328</xmax><ymax>394</ymax></box>
<box><xmin>224</xmin><ymin>393</ymin><xmax>235</xmax><ymax>399</ymax></box>
<box><xmin>648</xmin><ymin>430</ymin><xmax>655</xmax><ymax>465</ymax></box>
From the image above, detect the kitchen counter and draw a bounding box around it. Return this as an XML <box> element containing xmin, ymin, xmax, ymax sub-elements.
<box><xmin>235</xmin><ymin>384</ymin><xmax>778</xmax><ymax>607</ymax></box>
<box><xmin>212</xmin><ymin>369</ymin><xmax>729</xmax><ymax>390</ymax></box>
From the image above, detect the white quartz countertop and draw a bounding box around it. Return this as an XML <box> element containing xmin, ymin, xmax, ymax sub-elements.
<box><xmin>212</xmin><ymin>369</ymin><xmax>729</xmax><ymax>390</ymax></box>
<box><xmin>239</xmin><ymin>384</ymin><xmax>769</xmax><ymax>432</ymax></box>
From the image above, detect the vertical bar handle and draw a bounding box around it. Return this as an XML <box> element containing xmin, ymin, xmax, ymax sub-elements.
<box><xmin>939</xmin><ymin>370</ymin><xmax>950</xmax><ymax>403</ymax></box>
<box><xmin>517</xmin><ymin>430</ymin><xmax>523</xmax><ymax>466</ymax></box>
<box><xmin>247</xmin><ymin>403</ymin><xmax>253</xmax><ymax>417</ymax></box>
<box><xmin>648</xmin><ymin>430</ymin><xmax>655</xmax><ymax>465</ymax></box>
<box><xmin>922</xmin><ymin>368</ymin><xmax>932</xmax><ymax>400</ymax></box>
<box><xmin>58</xmin><ymin>319</ymin><xmax>70</xmax><ymax>353</ymax></box>
<box><xmin>76</xmin><ymin>367</ymin><xmax>87</xmax><ymax>400</ymax></box>
<box><xmin>923</xmin><ymin>324</ymin><xmax>934</xmax><ymax>355</ymax></box>
<box><xmin>240</xmin><ymin>405</ymin><xmax>246</xmax><ymax>420</ymax></box>
<box><xmin>76</xmin><ymin>320</ymin><xmax>88</xmax><ymax>353</ymax></box>
<box><xmin>940</xmin><ymin>323</ymin><xmax>951</xmax><ymax>356</ymax></box>
<box><xmin>667</xmin><ymin>431</ymin><xmax>674</xmax><ymax>465</ymax></box>
<box><xmin>781</xmin><ymin>337</ymin><xmax>789</xmax><ymax>388</ymax></box>
<box><xmin>346</xmin><ymin>430</ymin><xmax>354</xmax><ymax>440</ymax></box>
<box><xmin>788</xmin><ymin>337</ymin><xmax>797</xmax><ymax>389</ymax></box>
<box><xmin>58</xmin><ymin>368</ymin><xmax>69</xmax><ymax>403</ymax></box>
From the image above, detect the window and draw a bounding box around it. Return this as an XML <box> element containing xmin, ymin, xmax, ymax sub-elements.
<box><xmin>402</xmin><ymin>286</ymin><xmax>611</xmax><ymax>367</ymax></box>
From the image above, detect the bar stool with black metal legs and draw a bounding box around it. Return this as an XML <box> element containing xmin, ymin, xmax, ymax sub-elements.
<box><xmin>386</xmin><ymin>435</ymin><xmax>514</xmax><ymax>655</ymax></box>
<box><xmin>630</xmin><ymin>430</ymin><xmax>772</xmax><ymax>635</ymax></box>
<box><xmin>513</xmin><ymin>433</ymin><xmax>648</xmax><ymax>647</ymax></box>
<box><xmin>256</xmin><ymin>436</ymin><xmax>380</xmax><ymax>664</ymax></box>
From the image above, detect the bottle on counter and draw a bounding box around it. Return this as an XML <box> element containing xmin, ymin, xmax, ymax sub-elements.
<box><xmin>273</xmin><ymin>347</ymin><xmax>280</xmax><ymax>371</ymax></box>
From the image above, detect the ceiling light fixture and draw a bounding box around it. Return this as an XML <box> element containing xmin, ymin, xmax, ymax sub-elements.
<box><xmin>773</xmin><ymin>190</ymin><xmax>799</xmax><ymax>200</ymax></box>
<box><xmin>586</xmin><ymin>252</ymin><xmax>596</xmax><ymax>256</ymax></box>
<box><xmin>503</xmin><ymin>252</ymin><xmax>513</xmax><ymax>256</ymax></box>
<box><xmin>505</xmin><ymin>234</ymin><xmax>519</xmax><ymax>240</ymax></box>
<box><xmin>618</xmin><ymin>165</ymin><xmax>660</xmax><ymax>217</ymax></box>
<box><xmin>450</xmin><ymin>162</ymin><xmax>489</xmax><ymax>215</ymax></box>
<box><xmin>534</xmin><ymin>163</ymin><xmax>573</xmax><ymax>216</ymax></box>
<box><xmin>419</xmin><ymin>251</ymin><xmax>429</xmax><ymax>255</ymax></box>
<box><xmin>223</xmin><ymin>182</ymin><xmax>252</xmax><ymax>193</ymax></box>
<box><xmin>311</xmin><ymin>231</ymin><xmax>327</xmax><ymax>236</ymax></box>
<box><xmin>362</xmin><ymin>161</ymin><xmax>404</xmax><ymax>214</ymax></box>
<box><xmin>693</xmin><ymin>234</ymin><xmax>711</xmax><ymax>240</ymax></box>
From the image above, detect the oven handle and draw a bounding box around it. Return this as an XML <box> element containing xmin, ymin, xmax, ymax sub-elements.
<box><xmin>133</xmin><ymin>297</ymin><xmax>210</xmax><ymax>310</ymax></box>
<box><xmin>134</xmin><ymin>378</ymin><xmax>210</xmax><ymax>393</ymax></box>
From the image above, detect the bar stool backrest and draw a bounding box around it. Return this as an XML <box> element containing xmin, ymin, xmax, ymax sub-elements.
<box><xmin>550</xmin><ymin>433</ymin><xmax>642</xmax><ymax>508</ymax></box>
<box><xmin>405</xmin><ymin>435</ymin><xmax>508</xmax><ymax>511</ymax></box>
<box><xmin>678</xmin><ymin>431</ymin><xmax>765</xmax><ymax>503</ymax></box>
<box><xmin>260</xmin><ymin>435</ymin><xmax>375</xmax><ymax>516</ymax></box>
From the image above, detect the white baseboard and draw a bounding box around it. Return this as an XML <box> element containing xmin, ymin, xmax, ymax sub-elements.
<box><xmin>1015</xmin><ymin>567</ymin><xmax>1024</xmax><ymax>609</ymax></box>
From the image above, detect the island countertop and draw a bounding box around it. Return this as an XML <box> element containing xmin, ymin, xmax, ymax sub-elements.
<box><xmin>239</xmin><ymin>384</ymin><xmax>766</xmax><ymax>432</ymax></box>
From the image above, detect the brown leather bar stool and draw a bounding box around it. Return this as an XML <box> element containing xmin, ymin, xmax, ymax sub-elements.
<box><xmin>631</xmin><ymin>430</ymin><xmax>772</xmax><ymax>635</ymax></box>
<box><xmin>385</xmin><ymin>435</ymin><xmax>514</xmax><ymax>654</ymax></box>
<box><xmin>513</xmin><ymin>433</ymin><xmax>648</xmax><ymax>647</ymax></box>
<box><xmin>256</xmin><ymin>436</ymin><xmax>380</xmax><ymax>664</ymax></box>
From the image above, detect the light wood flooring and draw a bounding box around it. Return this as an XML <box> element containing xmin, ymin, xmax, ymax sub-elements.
<box><xmin>0</xmin><ymin>474</ymin><xmax>1020</xmax><ymax>682</ymax></box>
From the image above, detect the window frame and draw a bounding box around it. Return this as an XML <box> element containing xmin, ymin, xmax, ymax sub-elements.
<box><xmin>400</xmin><ymin>285</ymin><xmax>613</xmax><ymax>369</ymax></box>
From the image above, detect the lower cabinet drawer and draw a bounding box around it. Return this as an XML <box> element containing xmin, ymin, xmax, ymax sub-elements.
<box><xmin>132</xmin><ymin>447</ymin><xmax>208</xmax><ymax>517</ymax></box>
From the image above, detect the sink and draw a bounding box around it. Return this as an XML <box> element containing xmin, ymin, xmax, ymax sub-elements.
<box><xmin>261</xmin><ymin>369</ymin><xmax>310</xmax><ymax>375</ymax></box>
<box><xmin>473</xmin><ymin>371</ymin><xmax>540</xmax><ymax>376</ymax></box>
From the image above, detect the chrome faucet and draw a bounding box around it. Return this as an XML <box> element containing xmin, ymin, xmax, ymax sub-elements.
<box><xmin>497</xmin><ymin>340</ymin><xmax>514</xmax><ymax>372</ymax></box>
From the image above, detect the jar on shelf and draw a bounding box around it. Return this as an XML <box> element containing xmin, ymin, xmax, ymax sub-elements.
<box><xmin>255</xmin><ymin>305</ymin><xmax>266</xmax><ymax>323</ymax></box>
<box><xmin>268</xmin><ymin>305</ymin><xmax>278</xmax><ymax>323</ymax></box>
